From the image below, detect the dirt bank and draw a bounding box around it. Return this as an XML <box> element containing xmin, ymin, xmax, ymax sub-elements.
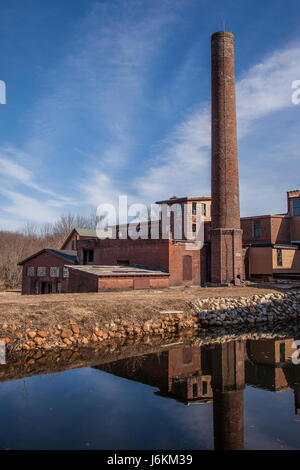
<box><xmin>0</xmin><ymin>284</ymin><xmax>292</xmax><ymax>352</ymax></box>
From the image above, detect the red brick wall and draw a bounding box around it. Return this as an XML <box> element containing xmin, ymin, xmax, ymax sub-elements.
<box><xmin>21</xmin><ymin>252</ymin><xmax>70</xmax><ymax>295</ymax></box>
<box><xmin>76</xmin><ymin>238</ymin><xmax>206</xmax><ymax>287</ymax></box>
<box><xmin>168</xmin><ymin>242</ymin><xmax>202</xmax><ymax>286</ymax></box>
<box><xmin>98</xmin><ymin>275</ymin><xmax>169</xmax><ymax>291</ymax></box>
<box><xmin>77</xmin><ymin>238</ymin><xmax>170</xmax><ymax>271</ymax></box>
<box><xmin>270</xmin><ymin>217</ymin><xmax>290</xmax><ymax>244</ymax></box>
<box><xmin>68</xmin><ymin>268</ymin><xmax>98</xmax><ymax>293</ymax></box>
<box><xmin>241</xmin><ymin>216</ymin><xmax>290</xmax><ymax>244</ymax></box>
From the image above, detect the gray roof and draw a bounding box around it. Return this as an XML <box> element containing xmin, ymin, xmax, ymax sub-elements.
<box><xmin>67</xmin><ymin>265</ymin><xmax>169</xmax><ymax>277</ymax></box>
<box><xmin>18</xmin><ymin>249</ymin><xmax>79</xmax><ymax>266</ymax></box>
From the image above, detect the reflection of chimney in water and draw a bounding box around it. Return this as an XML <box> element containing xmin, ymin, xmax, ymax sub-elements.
<box><xmin>211</xmin><ymin>340</ymin><xmax>245</xmax><ymax>450</ymax></box>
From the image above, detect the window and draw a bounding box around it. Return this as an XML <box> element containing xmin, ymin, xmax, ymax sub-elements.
<box><xmin>202</xmin><ymin>381</ymin><xmax>208</xmax><ymax>395</ymax></box>
<box><xmin>277</xmin><ymin>248</ymin><xmax>283</xmax><ymax>266</ymax></box>
<box><xmin>192</xmin><ymin>224</ymin><xmax>197</xmax><ymax>233</ymax></box>
<box><xmin>50</xmin><ymin>267</ymin><xmax>59</xmax><ymax>278</ymax></box>
<box><xmin>83</xmin><ymin>249</ymin><xmax>94</xmax><ymax>264</ymax></box>
<box><xmin>253</xmin><ymin>220</ymin><xmax>261</xmax><ymax>238</ymax></box>
<box><xmin>192</xmin><ymin>202</ymin><xmax>197</xmax><ymax>215</ymax></box>
<box><xmin>202</xmin><ymin>203</ymin><xmax>206</xmax><ymax>216</ymax></box>
<box><xmin>63</xmin><ymin>267</ymin><xmax>69</xmax><ymax>278</ymax></box>
<box><xmin>293</xmin><ymin>199</ymin><xmax>300</xmax><ymax>216</ymax></box>
<box><xmin>117</xmin><ymin>259</ymin><xmax>130</xmax><ymax>266</ymax></box>
<box><xmin>27</xmin><ymin>266</ymin><xmax>34</xmax><ymax>277</ymax></box>
<box><xmin>193</xmin><ymin>384</ymin><xmax>198</xmax><ymax>398</ymax></box>
<box><xmin>71</xmin><ymin>239</ymin><xmax>76</xmax><ymax>250</ymax></box>
<box><xmin>37</xmin><ymin>267</ymin><xmax>46</xmax><ymax>277</ymax></box>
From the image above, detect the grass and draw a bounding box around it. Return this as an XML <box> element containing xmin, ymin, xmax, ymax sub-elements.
<box><xmin>0</xmin><ymin>284</ymin><xmax>285</xmax><ymax>332</ymax></box>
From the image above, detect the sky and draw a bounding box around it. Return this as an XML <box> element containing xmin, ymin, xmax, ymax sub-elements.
<box><xmin>0</xmin><ymin>0</ymin><xmax>300</xmax><ymax>231</ymax></box>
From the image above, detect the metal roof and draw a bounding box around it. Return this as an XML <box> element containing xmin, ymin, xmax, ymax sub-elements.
<box><xmin>18</xmin><ymin>249</ymin><xmax>79</xmax><ymax>266</ymax></box>
<box><xmin>67</xmin><ymin>264</ymin><xmax>169</xmax><ymax>277</ymax></box>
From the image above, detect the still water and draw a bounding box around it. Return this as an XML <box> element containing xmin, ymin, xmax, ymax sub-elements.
<box><xmin>0</xmin><ymin>333</ymin><xmax>300</xmax><ymax>450</ymax></box>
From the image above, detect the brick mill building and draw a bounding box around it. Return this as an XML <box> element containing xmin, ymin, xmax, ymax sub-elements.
<box><xmin>18</xmin><ymin>32</ymin><xmax>300</xmax><ymax>295</ymax></box>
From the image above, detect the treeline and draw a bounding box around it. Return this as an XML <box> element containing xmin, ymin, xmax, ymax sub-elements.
<box><xmin>0</xmin><ymin>213</ymin><xmax>97</xmax><ymax>290</ymax></box>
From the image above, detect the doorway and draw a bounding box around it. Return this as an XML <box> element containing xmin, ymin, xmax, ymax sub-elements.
<box><xmin>41</xmin><ymin>282</ymin><xmax>52</xmax><ymax>294</ymax></box>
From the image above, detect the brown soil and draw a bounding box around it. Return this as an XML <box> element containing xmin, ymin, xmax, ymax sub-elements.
<box><xmin>0</xmin><ymin>284</ymin><xmax>285</xmax><ymax>332</ymax></box>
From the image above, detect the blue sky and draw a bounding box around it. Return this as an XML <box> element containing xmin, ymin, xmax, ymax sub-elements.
<box><xmin>0</xmin><ymin>0</ymin><xmax>300</xmax><ymax>230</ymax></box>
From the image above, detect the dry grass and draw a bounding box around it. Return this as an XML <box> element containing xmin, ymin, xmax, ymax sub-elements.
<box><xmin>0</xmin><ymin>284</ymin><xmax>284</xmax><ymax>332</ymax></box>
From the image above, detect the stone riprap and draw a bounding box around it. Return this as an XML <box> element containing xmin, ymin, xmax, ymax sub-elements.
<box><xmin>191</xmin><ymin>290</ymin><xmax>300</xmax><ymax>327</ymax></box>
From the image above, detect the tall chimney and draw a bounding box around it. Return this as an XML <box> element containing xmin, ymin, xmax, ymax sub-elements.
<box><xmin>210</xmin><ymin>31</ymin><xmax>243</xmax><ymax>284</ymax></box>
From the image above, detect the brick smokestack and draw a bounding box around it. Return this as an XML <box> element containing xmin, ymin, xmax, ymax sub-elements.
<box><xmin>210</xmin><ymin>31</ymin><xmax>243</xmax><ymax>284</ymax></box>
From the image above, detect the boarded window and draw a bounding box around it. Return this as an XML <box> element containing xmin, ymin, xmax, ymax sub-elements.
<box><xmin>27</xmin><ymin>266</ymin><xmax>34</xmax><ymax>277</ymax></box>
<box><xmin>133</xmin><ymin>278</ymin><xmax>150</xmax><ymax>289</ymax></box>
<box><xmin>63</xmin><ymin>267</ymin><xmax>69</xmax><ymax>278</ymax></box>
<box><xmin>37</xmin><ymin>267</ymin><xmax>46</xmax><ymax>277</ymax></box>
<box><xmin>182</xmin><ymin>347</ymin><xmax>193</xmax><ymax>363</ymax></box>
<box><xmin>183</xmin><ymin>255</ymin><xmax>193</xmax><ymax>281</ymax></box>
<box><xmin>50</xmin><ymin>267</ymin><xmax>59</xmax><ymax>278</ymax></box>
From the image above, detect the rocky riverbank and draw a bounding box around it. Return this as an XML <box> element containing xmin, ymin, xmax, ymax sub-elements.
<box><xmin>191</xmin><ymin>290</ymin><xmax>300</xmax><ymax>327</ymax></box>
<box><xmin>0</xmin><ymin>288</ymin><xmax>299</xmax><ymax>352</ymax></box>
<box><xmin>0</xmin><ymin>310</ymin><xmax>199</xmax><ymax>352</ymax></box>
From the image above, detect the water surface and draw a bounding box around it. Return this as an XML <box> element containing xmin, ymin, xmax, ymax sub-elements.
<box><xmin>1</xmin><ymin>332</ymin><xmax>300</xmax><ymax>450</ymax></box>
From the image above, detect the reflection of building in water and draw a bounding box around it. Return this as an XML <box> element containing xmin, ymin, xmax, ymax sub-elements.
<box><xmin>97</xmin><ymin>346</ymin><xmax>213</xmax><ymax>404</ymax></box>
<box><xmin>246</xmin><ymin>337</ymin><xmax>300</xmax><ymax>415</ymax></box>
<box><xmin>97</xmin><ymin>340</ymin><xmax>246</xmax><ymax>450</ymax></box>
<box><xmin>246</xmin><ymin>338</ymin><xmax>294</xmax><ymax>391</ymax></box>
<box><xmin>96</xmin><ymin>336</ymin><xmax>300</xmax><ymax>450</ymax></box>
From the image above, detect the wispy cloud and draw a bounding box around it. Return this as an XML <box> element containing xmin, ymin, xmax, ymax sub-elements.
<box><xmin>2</xmin><ymin>2</ymin><xmax>300</xmax><ymax>229</ymax></box>
<box><xmin>135</xmin><ymin>40</ymin><xmax>300</xmax><ymax>215</ymax></box>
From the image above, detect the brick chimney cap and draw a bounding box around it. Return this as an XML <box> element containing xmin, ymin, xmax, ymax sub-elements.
<box><xmin>211</xmin><ymin>31</ymin><xmax>234</xmax><ymax>41</ymax></box>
